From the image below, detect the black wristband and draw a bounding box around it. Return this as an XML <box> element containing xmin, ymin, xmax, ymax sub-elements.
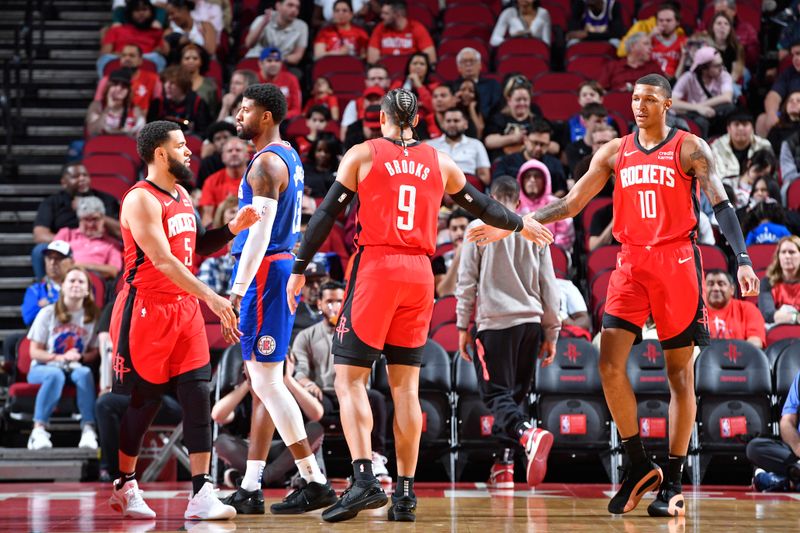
<box><xmin>292</xmin><ymin>258</ymin><xmax>308</xmax><ymax>275</ymax></box>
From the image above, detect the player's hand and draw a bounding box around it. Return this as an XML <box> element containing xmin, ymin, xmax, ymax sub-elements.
<box><xmin>209</xmin><ymin>293</ymin><xmax>241</xmax><ymax>344</ymax></box>
<box><xmin>466</xmin><ymin>223</ymin><xmax>512</xmax><ymax>245</ymax></box>
<box><xmin>229</xmin><ymin>293</ymin><xmax>242</xmax><ymax>314</ymax></box>
<box><xmin>227</xmin><ymin>205</ymin><xmax>261</xmax><ymax>235</ymax></box>
<box><xmin>458</xmin><ymin>329</ymin><xmax>472</xmax><ymax>362</ymax></box>
<box><xmin>737</xmin><ymin>264</ymin><xmax>760</xmax><ymax>297</ymax></box>
<box><xmin>538</xmin><ymin>340</ymin><xmax>556</xmax><ymax>368</ymax></box>
<box><xmin>521</xmin><ymin>213</ymin><xmax>555</xmax><ymax>247</ymax></box>
<box><xmin>286</xmin><ymin>273</ymin><xmax>305</xmax><ymax>314</ymax></box>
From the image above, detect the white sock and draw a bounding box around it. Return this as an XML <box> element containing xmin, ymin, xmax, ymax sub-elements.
<box><xmin>295</xmin><ymin>454</ymin><xmax>326</xmax><ymax>484</ymax></box>
<box><xmin>241</xmin><ymin>460</ymin><xmax>265</xmax><ymax>491</ymax></box>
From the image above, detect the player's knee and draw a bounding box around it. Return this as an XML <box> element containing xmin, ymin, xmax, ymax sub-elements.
<box><xmin>598</xmin><ymin>357</ymin><xmax>624</xmax><ymax>381</ymax></box>
<box><xmin>177</xmin><ymin>379</ymin><xmax>212</xmax><ymax>453</ymax></box>
<box><xmin>666</xmin><ymin>364</ymin><xmax>693</xmax><ymax>393</ymax></box>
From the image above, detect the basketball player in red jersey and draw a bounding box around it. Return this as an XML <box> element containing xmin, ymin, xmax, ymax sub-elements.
<box><xmin>469</xmin><ymin>74</ymin><xmax>760</xmax><ymax>518</ymax></box>
<box><xmin>286</xmin><ymin>88</ymin><xmax>553</xmax><ymax>523</ymax></box>
<box><xmin>107</xmin><ymin>121</ymin><xmax>259</xmax><ymax>521</ymax></box>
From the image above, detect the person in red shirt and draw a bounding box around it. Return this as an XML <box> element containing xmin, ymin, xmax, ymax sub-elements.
<box><xmin>97</xmin><ymin>0</ymin><xmax>168</xmax><ymax>76</ymax></box>
<box><xmin>199</xmin><ymin>137</ymin><xmax>250</xmax><ymax>226</ymax></box>
<box><xmin>600</xmin><ymin>32</ymin><xmax>665</xmax><ymax>91</ymax></box>
<box><xmin>94</xmin><ymin>44</ymin><xmax>163</xmax><ymax>114</ymax></box>
<box><xmin>706</xmin><ymin>269</ymin><xmax>766</xmax><ymax>347</ymax></box>
<box><xmin>293</xmin><ymin>105</ymin><xmax>332</xmax><ymax>159</ymax></box>
<box><xmin>650</xmin><ymin>4</ymin><xmax>687</xmax><ymax>79</ymax></box>
<box><xmin>313</xmin><ymin>0</ymin><xmax>369</xmax><ymax>61</ymax></box>
<box><xmin>366</xmin><ymin>0</ymin><xmax>436</xmax><ymax>66</ymax></box>
<box><xmin>257</xmin><ymin>47</ymin><xmax>302</xmax><ymax>119</ymax></box>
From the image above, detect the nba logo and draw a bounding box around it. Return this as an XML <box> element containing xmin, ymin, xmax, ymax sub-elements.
<box><xmin>561</xmin><ymin>415</ymin><xmax>571</xmax><ymax>434</ymax></box>
<box><xmin>641</xmin><ymin>418</ymin><xmax>650</xmax><ymax>437</ymax></box>
<box><xmin>480</xmin><ymin>415</ymin><xmax>494</xmax><ymax>437</ymax></box>
<box><xmin>721</xmin><ymin>418</ymin><xmax>731</xmax><ymax>438</ymax></box>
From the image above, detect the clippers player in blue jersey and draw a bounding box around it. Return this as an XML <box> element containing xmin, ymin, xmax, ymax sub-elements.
<box><xmin>220</xmin><ymin>84</ymin><xmax>337</xmax><ymax>515</ymax></box>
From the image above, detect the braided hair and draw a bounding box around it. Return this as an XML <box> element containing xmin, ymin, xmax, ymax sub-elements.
<box><xmin>381</xmin><ymin>88</ymin><xmax>418</xmax><ymax>155</ymax></box>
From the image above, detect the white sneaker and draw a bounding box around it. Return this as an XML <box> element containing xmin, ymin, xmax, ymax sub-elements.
<box><xmin>372</xmin><ymin>451</ymin><xmax>392</xmax><ymax>484</ymax></box>
<box><xmin>27</xmin><ymin>426</ymin><xmax>52</xmax><ymax>450</ymax></box>
<box><xmin>185</xmin><ymin>482</ymin><xmax>237</xmax><ymax>520</ymax></box>
<box><xmin>109</xmin><ymin>479</ymin><xmax>157</xmax><ymax>519</ymax></box>
<box><xmin>78</xmin><ymin>425</ymin><xmax>98</xmax><ymax>449</ymax></box>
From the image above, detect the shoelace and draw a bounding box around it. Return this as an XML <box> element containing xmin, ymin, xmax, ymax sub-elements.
<box><xmin>125</xmin><ymin>487</ymin><xmax>146</xmax><ymax>506</ymax></box>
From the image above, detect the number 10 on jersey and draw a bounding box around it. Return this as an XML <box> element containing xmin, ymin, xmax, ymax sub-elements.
<box><xmin>637</xmin><ymin>190</ymin><xmax>657</xmax><ymax>219</ymax></box>
<box><xmin>397</xmin><ymin>185</ymin><xmax>416</xmax><ymax>230</ymax></box>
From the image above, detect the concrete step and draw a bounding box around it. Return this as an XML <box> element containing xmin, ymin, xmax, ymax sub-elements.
<box><xmin>26</xmin><ymin>125</ymin><xmax>85</xmax><ymax>137</ymax></box>
<box><xmin>23</xmin><ymin>69</ymin><xmax>98</xmax><ymax>83</ymax></box>
<box><xmin>0</xmin><ymin>211</ymin><xmax>35</xmax><ymax>223</ymax></box>
<box><xmin>3</xmin><ymin>256</ymin><xmax>32</xmax><ymax>267</ymax></box>
<box><xmin>0</xmin><ymin>145</ymin><xmax>68</xmax><ymax>156</ymax></box>
<box><xmin>0</xmin><ymin>184</ymin><xmax>60</xmax><ymax>195</ymax></box>
<box><xmin>49</xmin><ymin>49</ymin><xmax>101</xmax><ymax>60</ymax></box>
<box><xmin>17</xmin><ymin>165</ymin><xmax>63</xmax><ymax>179</ymax></box>
<box><xmin>21</xmin><ymin>107</ymin><xmax>88</xmax><ymax>119</ymax></box>
<box><xmin>0</xmin><ymin>277</ymin><xmax>34</xmax><ymax>289</ymax></box>
<box><xmin>0</xmin><ymin>233</ymin><xmax>34</xmax><ymax>244</ymax></box>
<box><xmin>0</xmin><ymin>306</ymin><xmax>21</xmax><ymax>318</ymax></box>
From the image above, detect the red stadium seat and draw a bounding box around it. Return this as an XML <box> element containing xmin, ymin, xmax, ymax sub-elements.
<box><xmin>603</xmin><ymin>91</ymin><xmax>634</xmax><ymax>122</ymax></box>
<box><xmin>380</xmin><ymin>54</ymin><xmax>414</xmax><ymax>79</ymax></box>
<box><xmin>329</xmin><ymin>72</ymin><xmax>366</xmax><ymax>95</ymax></box>
<box><xmin>787</xmin><ymin>180</ymin><xmax>800</xmax><ymax>211</ymax></box>
<box><xmin>235</xmin><ymin>57</ymin><xmax>259</xmax><ymax>74</ymax></box>
<box><xmin>497</xmin><ymin>56</ymin><xmax>550</xmax><ymax>84</ymax></box>
<box><xmin>431</xmin><ymin>296</ymin><xmax>457</xmax><ymax>330</ymax></box>
<box><xmin>84</xmin><ymin>153</ymin><xmax>138</xmax><ymax>183</ymax></box>
<box><xmin>438</xmin><ymin>39</ymin><xmax>489</xmax><ymax>64</ymax></box>
<box><xmin>441</xmin><ymin>23</ymin><xmax>492</xmax><ymax>43</ymax></box>
<box><xmin>587</xmin><ymin>245</ymin><xmax>621</xmax><ymax>283</ymax></box>
<box><xmin>566</xmin><ymin>56</ymin><xmax>610</xmax><ymax>83</ymax></box>
<box><xmin>430</xmin><ymin>321</ymin><xmax>460</xmax><ymax>354</ymax></box>
<box><xmin>766</xmin><ymin>325</ymin><xmax>800</xmax><ymax>347</ymax></box>
<box><xmin>747</xmin><ymin>244</ymin><xmax>777</xmax><ymax>272</ymax></box>
<box><xmin>608</xmin><ymin>111</ymin><xmax>630</xmax><ymax>136</ymax></box>
<box><xmin>443</xmin><ymin>4</ymin><xmax>495</xmax><ymax>25</ymax></box>
<box><xmin>85</xmin><ymin>134</ymin><xmax>139</xmax><ymax>162</ymax></box>
<box><xmin>185</xmin><ymin>134</ymin><xmax>203</xmax><ymax>156</ymax></box>
<box><xmin>533</xmin><ymin>92</ymin><xmax>582</xmax><ymax>122</ymax></box>
<box><xmin>591</xmin><ymin>269</ymin><xmax>614</xmax><ymax>309</ymax></box>
<box><xmin>312</xmin><ymin>55</ymin><xmax>365</xmax><ymax>80</ymax></box>
<box><xmin>698</xmin><ymin>244</ymin><xmax>729</xmax><ymax>272</ymax></box>
<box><xmin>92</xmin><ymin>174</ymin><xmax>132</xmax><ymax>200</ymax></box>
<box><xmin>87</xmin><ymin>270</ymin><xmax>106</xmax><ymax>305</ymax></box>
<box><xmin>407</xmin><ymin>4</ymin><xmax>435</xmax><ymax>28</ymax></box>
<box><xmin>495</xmin><ymin>37</ymin><xmax>550</xmax><ymax>62</ymax></box>
<box><xmin>539</xmin><ymin>1</ymin><xmax>568</xmax><ymax>27</ymax></box>
<box><xmin>533</xmin><ymin>72</ymin><xmax>586</xmax><ymax>93</ymax></box>
<box><xmin>566</xmin><ymin>42</ymin><xmax>617</xmax><ymax>61</ymax></box>
<box><xmin>206</xmin><ymin>59</ymin><xmax>223</xmax><ymax>94</ymax></box>
<box><xmin>550</xmin><ymin>244</ymin><xmax>570</xmax><ymax>279</ymax></box>
<box><xmin>417</xmin><ymin>0</ymin><xmax>440</xmax><ymax>17</ymax></box>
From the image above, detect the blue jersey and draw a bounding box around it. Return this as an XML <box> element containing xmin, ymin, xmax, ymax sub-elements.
<box><xmin>232</xmin><ymin>141</ymin><xmax>304</xmax><ymax>257</ymax></box>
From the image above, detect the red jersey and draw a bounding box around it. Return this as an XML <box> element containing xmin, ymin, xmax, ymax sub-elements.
<box><xmin>102</xmin><ymin>24</ymin><xmax>165</xmax><ymax>54</ymax></box>
<box><xmin>612</xmin><ymin>128</ymin><xmax>698</xmax><ymax>246</ymax></box>
<box><xmin>368</xmin><ymin>20</ymin><xmax>434</xmax><ymax>56</ymax></box>
<box><xmin>120</xmin><ymin>181</ymin><xmax>197</xmax><ymax>296</ymax></box>
<box><xmin>651</xmin><ymin>34</ymin><xmax>686</xmax><ymax>78</ymax></box>
<box><xmin>355</xmin><ymin>138</ymin><xmax>444</xmax><ymax>255</ymax></box>
<box><xmin>707</xmin><ymin>299</ymin><xmax>766</xmax><ymax>345</ymax></box>
<box><xmin>314</xmin><ymin>24</ymin><xmax>369</xmax><ymax>57</ymax></box>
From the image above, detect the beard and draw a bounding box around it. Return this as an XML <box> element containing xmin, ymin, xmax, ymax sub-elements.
<box><xmin>445</xmin><ymin>129</ymin><xmax>463</xmax><ymax>140</ymax></box>
<box><xmin>237</xmin><ymin>124</ymin><xmax>258</xmax><ymax>141</ymax></box>
<box><xmin>167</xmin><ymin>155</ymin><xmax>194</xmax><ymax>185</ymax></box>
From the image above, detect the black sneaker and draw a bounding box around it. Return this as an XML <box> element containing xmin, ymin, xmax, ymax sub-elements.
<box><xmin>219</xmin><ymin>486</ymin><xmax>265</xmax><ymax>514</ymax></box>
<box><xmin>270</xmin><ymin>480</ymin><xmax>337</xmax><ymax>515</ymax></box>
<box><xmin>607</xmin><ymin>461</ymin><xmax>663</xmax><ymax>514</ymax></box>
<box><xmin>321</xmin><ymin>479</ymin><xmax>388</xmax><ymax>523</ymax></box>
<box><xmin>387</xmin><ymin>493</ymin><xmax>416</xmax><ymax>522</ymax></box>
<box><xmin>647</xmin><ymin>482</ymin><xmax>685</xmax><ymax>517</ymax></box>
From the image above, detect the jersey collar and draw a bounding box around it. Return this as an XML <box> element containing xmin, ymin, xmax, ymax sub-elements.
<box><xmin>633</xmin><ymin>127</ymin><xmax>677</xmax><ymax>155</ymax></box>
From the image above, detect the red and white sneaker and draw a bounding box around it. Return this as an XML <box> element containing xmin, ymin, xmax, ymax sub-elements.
<box><xmin>109</xmin><ymin>479</ymin><xmax>156</xmax><ymax>519</ymax></box>
<box><xmin>488</xmin><ymin>461</ymin><xmax>514</xmax><ymax>489</ymax></box>
<box><xmin>521</xmin><ymin>428</ymin><xmax>553</xmax><ymax>487</ymax></box>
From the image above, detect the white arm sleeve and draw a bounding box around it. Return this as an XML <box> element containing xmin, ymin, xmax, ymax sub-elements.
<box><xmin>230</xmin><ymin>196</ymin><xmax>278</xmax><ymax>297</ymax></box>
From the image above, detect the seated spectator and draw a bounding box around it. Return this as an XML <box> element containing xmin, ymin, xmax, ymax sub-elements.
<box><xmin>339</xmin><ymin>65</ymin><xmax>390</xmax><ymax>138</ymax></box>
<box><xmin>617</xmin><ymin>2</ymin><xmax>685</xmax><ymax>79</ymax></box>
<box><xmin>391</xmin><ymin>53</ymin><xmax>435</xmax><ymax>117</ymax></box>
<box><xmin>572</xmin><ymin>122</ymin><xmax>617</xmax><ymax>189</ymax></box>
<box><xmin>705</xmin><ymin>269</ymin><xmax>766</xmax><ymax>347</ymax></box>
<box><xmin>344</xmin><ymin>103</ymin><xmax>383</xmax><ymax>150</ymax></box>
<box><xmin>746</xmin><ymin>367</ymin><xmax>800</xmax><ymax>492</ymax></box>
<box><xmin>673</xmin><ymin>33</ymin><xmax>712</xmax><ymax>81</ymax></box>
<box><xmin>198</xmin><ymin>196</ymin><xmax>239</xmax><ymax>294</ymax></box>
<box><xmin>711</xmin><ymin>110</ymin><xmax>773</xmax><ymax>180</ymax></box>
<box><xmin>93</xmin><ymin>44</ymin><xmax>162</xmax><ymax>115</ymax></box>
<box><xmin>484</xmin><ymin>76</ymin><xmax>543</xmax><ymax>159</ymax></box>
<box><xmin>589</xmin><ymin>202</ymin><xmax>616</xmax><ymax>251</ymax></box>
<box><xmin>743</xmin><ymin>200</ymin><xmax>792</xmax><ymax>246</ymax></box>
<box><xmin>599</xmin><ymin>32</ymin><xmax>665</xmax><ymax>91</ymax></box>
<box><xmin>293</xmin><ymin>105</ymin><xmax>332</xmax><ymax>159</ymax></box>
<box><xmin>724</xmin><ymin>149</ymin><xmax>778</xmax><ymax>209</ymax></box>
<box><xmin>191</xmin><ymin>0</ymin><xmax>231</xmax><ymax>37</ymax></box>
<box><xmin>492</xmin><ymin>118</ymin><xmax>568</xmax><ymax>197</ymax></box>
<box><xmin>180</xmin><ymin>43</ymin><xmax>219</xmax><ymax>118</ymax></box>
<box><xmin>85</xmin><ymin>69</ymin><xmax>145</xmax><ymax>137</ymax></box>
<box><xmin>757</xmin><ymin>40</ymin><xmax>800</xmax><ymax>138</ymax></box>
<box><xmin>292</xmin><ymin>256</ymin><xmax>331</xmax><ymax>337</ymax></box>
<box><xmin>432</xmin><ymin>209</ymin><xmax>474</xmax><ymax>297</ymax></box>
<box><xmin>244</xmin><ymin>0</ymin><xmax>307</xmax><ymax>65</ymax></box>
<box><xmin>146</xmin><ymin>65</ymin><xmax>212</xmax><ymax>136</ymax></box>
<box><xmin>111</xmin><ymin>0</ymin><xmax>168</xmax><ymax>28</ymax></box>
<box><xmin>566</xmin><ymin>0</ymin><xmax>624</xmax><ymax>47</ymax></box>
<box><xmin>427</xmin><ymin>83</ymin><xmax>455</xmax><ymax>138</ymax></box>
<box><xmin>312</xmin><ymin>0</ymin><xmax>369</xmax><ymax>60</ymax></box>
<box><xmin>759</xmin><ymin>236</ymin><xmax>800</xmax><ymax>325</ymax></box>
<box><xmin>26</xmin><ymin>267</ymin><xmax>100</xmax><ymax>450</ymax></box>
<box><xmin>54</xmin><ymin>197</ymin><xmax>123</xmax><ymax>281</ymax></box>
<box><xmin>97</xmin><ymin>0</ymin><xmax>168</xmax><ymax>77</ymax></box>
<box><xmin>778</xmin><ymin>2</ymin><xmax>800</xmax><ymax>61</ymax></box>
<box><xmin>671</xmin><ymin>46</ymin><xmax>735</xmax><ymax>138</ymax></box>
<box><xmin>710</xmin><ymin>0</ymin><xmax>758</xmax><ymax>69</ymax></box>
<box><xmin>565</xmin><ymin>81</ymin><xmax>620</xmax><ymax>146</ymax></box>
<box><xmin>455</xmin><ymin>47</ymin><xmax>502</xmax><ymax>118</ymax></box>
<box><xmin>291</xmin><ymin>280</ymin><xmax>392</xmax><ymax>482</ymax></box>
<box><xmin>453</xmin><ymin>79</ymin><xmax>485</xmax><ymax>140</ymax></box>
<box><xmin>516</xmin><ymin>160</ymin><xmax>575</xmax><ymax>252</ymax></box>
<box><xmin>302</xmin><ymin>77</ymin><xmax>340</xmax><ymax>121</ymax></box>
<box><xmin>565</xmin><ymin>103</ymin><xmax>608</xmax><ymax>175</ymax></box>
<box><xmin>490</xmin><ymin>0</ymin><xmax>551</xmax><ymax>47</ymax></box>
<box><xmin>557</xmin><ymin>277</ymin><xmax>592</xmax><ymax>339</ymax></box>
<box><xmin>197</xmin><ymin>120</ymin><xmax>236</xmax><ymax>186</ymax></box>
<box><xmin>705</xmin><ymin>11</ymin><xmax>745</xmax><ymax>92</ymax></box>
<box><xmin>311</xmin><ymin>0</ymin><xmax>369</xmax><ymax>27</ymax></box>
<box><xmin>256</xmin><ymin>47</ymin><xmax>302</xmax><ymax>120</ymax></box>
<box><xmin>22</xmin><ymin>241</ymin><xmax>73</xmax><ymax>326</ymax></box>
<box><xmin>366</xmin><ymin>0</ymin><xmax>436</xmax><ymax>65</ymax></box>
<box><xmin>769</xmin><ymin>90</ymin><xmax>800</xmax><ymax>154</ymax></box>
<box><xmin>163</xmin><ymin>0</ymin><xmax>217</xmax><ymax>57</ymax></box>
<box><xmin>217</xmin><ymin>70</ymin><xmax>257</xmax><ymax>123</ymax></box>
<box><xmin>304</xmin><ymin>133</ymin><xmax>341</xmax><ymax>199</ymax></box>
<box><xmin>736</xmin><ymin>176</ymin><xmax>800</xmax><ymax>236</ymax></box>
<box><xmin>426</xmin><ymin>108</ymin><xmax>491</xmax><ymax>190</ymax></box>
<box><xmin>199</xmin><ymin>137</ymin><xmax>248</xmax><ymax>226</ymax></box>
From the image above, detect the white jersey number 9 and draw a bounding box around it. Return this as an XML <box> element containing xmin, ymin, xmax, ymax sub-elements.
<box><xmin>397</xmin><ymin>185</ymin><xmax>416</xmax><ymax>231</ymax></box>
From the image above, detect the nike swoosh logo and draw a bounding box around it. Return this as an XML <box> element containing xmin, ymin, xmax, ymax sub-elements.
<box><xmin>624</xmin><ymin>150</ymin><xmax>639</xmax><ymax>157</ymax></box>
<box><xmin>678</xmin><ymin>257</ymin><xmax>692</xmax><ymax>264</ymax></box>
<box><xmin>163</xmin><ymin>200</ymin><xmax>173</xmax><ymax>207</ymax></box>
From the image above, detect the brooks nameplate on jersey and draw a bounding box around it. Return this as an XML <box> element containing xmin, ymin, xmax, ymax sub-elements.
<box><xmin>382</xmin><ymin>158</ymin><xmax>432</xmax><ymax>180</ymax></box>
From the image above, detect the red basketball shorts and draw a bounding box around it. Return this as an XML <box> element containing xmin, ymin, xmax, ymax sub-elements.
<box><xmin>109</xmin><ymin>285</ymin><xmax>210</xmax><ymax>393</ymax></box>
<box><xmin>333</xmin><ymin>245</ymin><xmax>434</xmax><ymax>366</ymax></box>
<box><xmin>602</xmin><ymin>240</ymin><xmax>710</xmax><ymax>349</ymax></box>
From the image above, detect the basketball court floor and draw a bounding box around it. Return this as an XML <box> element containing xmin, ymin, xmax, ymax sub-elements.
<box><xmin>0</xmin><ymin>481</ymin><xmax>797</xmax><ymax>532</ymax></box>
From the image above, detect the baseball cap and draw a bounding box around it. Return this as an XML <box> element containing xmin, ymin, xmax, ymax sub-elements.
<box><xmin>45</xmin><ymin>240</ymin><xmax>72</xmax><ymax>258</ymax></box>
<box><xmin>726</xmin><ymin>108</ymin><xmax>754</xmax><ymax>126</ymax></box>
<box><xmin>690</xmin><ymin>46</ymin><xmax>720</xmax><ymax>73</ymax></box>
<box><xmin>363</xmin><ymin>104</ymin><xmax>382</xmax><ymax>129</ymax></box>
<box><xmin>109</xmin><ymin>68</ymin><xmax>132</xmax><ymax>86</ymax></box>
<box><xmin>364</xmin><ymin>86</ymin><xmax>384</xmax><ymax>100</ymax></box>
<box><xmin>259</xmin><ymin>46</ymin><xmax>282</xmax><ymax>62</ymax></box>
<box><xmin>305</xmin><ymin>257</ymin><xmax>329</xmax><ymax>278</ymax></box>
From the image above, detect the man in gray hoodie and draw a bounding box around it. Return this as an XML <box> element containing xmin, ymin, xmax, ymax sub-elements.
<box><xmin>455</xmin><ymin>176</ymin><xmax>561</xmax><ymax>490</ymax></box>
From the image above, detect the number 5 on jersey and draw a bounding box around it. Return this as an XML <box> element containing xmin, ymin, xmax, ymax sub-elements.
<box><xmin>397</xmin><ymin>184</ymin><xmax>416</xmax><ymax>230</ymax></box>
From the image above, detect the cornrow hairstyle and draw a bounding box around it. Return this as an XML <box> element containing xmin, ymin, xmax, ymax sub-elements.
<box><xmin>381</xmin><ymin>88</ymin><xmax>418</xmax><ymax>155</ymax></box>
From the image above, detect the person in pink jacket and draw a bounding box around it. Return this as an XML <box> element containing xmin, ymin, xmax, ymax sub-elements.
<box><xmin>516</xmin><ymin>159</ymin><xmax>575</xmax><ymax>252</ymax></box>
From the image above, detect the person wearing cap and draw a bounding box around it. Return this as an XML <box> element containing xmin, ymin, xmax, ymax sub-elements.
<box><xmin>291</xmin><ymin>255</ymin><xmax>331</xmax><ymax>339</ymax></box>
<box><xmin>711</xmin><ymin>109</ymin><xmax>773</xmax><ymax>180</ymax></box>
<box><xmin>21</xmin><ymin>241</ymin><xmax>74</xmax><ymax>326</ymax></box>
<box><xmin>244</xmin><ymin>0</ymin><xmax>308</xmax><ymax>65</ymax></box>
<box><xmin>94</xmin><ymin>44</ymin><xmax>163</xmax><ymax>114</ymax></box>
<box><xmin>599</xmin><ymin>31</ymin><xmax>665</xmax><ymax>92</ymax></box>
<box><xmin>86</xmin><ymin>68</ymin><xmax>146</xmax><ymax>137</ymax></box>
<box><xmin>671</xmin><ymin>45</ymin><xmax>735</xmax><ymax>138</ymax></box>
<box><xmin>257</xmin><ymin>47</ymin><xmax>302</xmax><ymax>120</ymax></box>
<box><xmin>366</xmin><ymin>0</ymin><xmax>435</xmax><ymax>66</ymax></box>
<box><xmin>343</xmin><ymin>103</ymin><xmax>383</xmax><ymax>151</ymax></box>
<box><xmin>53</xmin><ymin>196</ymin><xmax>123</xmax><ymax>281</ymax></box>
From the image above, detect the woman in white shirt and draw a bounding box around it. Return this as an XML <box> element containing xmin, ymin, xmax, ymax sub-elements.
<box><xmin>490</xmin><ymin>0</ymin><xmax>551</xmax><ymax>47</ymax></box>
